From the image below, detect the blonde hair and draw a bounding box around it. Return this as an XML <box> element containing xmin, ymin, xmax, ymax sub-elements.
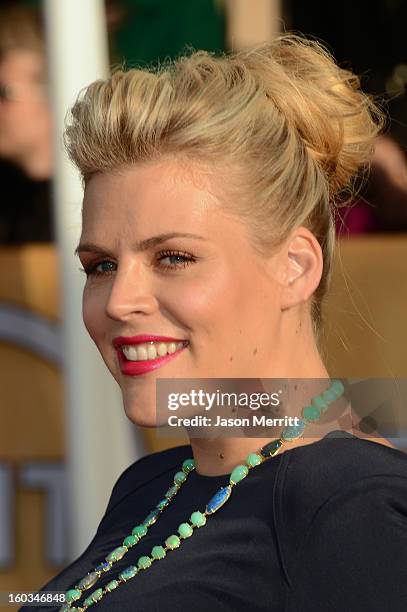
<box><xmin>65</xmin><ymin>33</ymin><xmax>384</xmax><ymax>338</ymax></box>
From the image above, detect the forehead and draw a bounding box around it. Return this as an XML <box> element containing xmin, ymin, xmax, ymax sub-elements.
<box><xmin>80</xmin><ymin>160</ymin><xmax>251</xmax><ymax>246</ymax></box>
<box><xmin>82</xmin><ymin>160</ymin><xmax>220</xmax><ymax>220</ymax></box>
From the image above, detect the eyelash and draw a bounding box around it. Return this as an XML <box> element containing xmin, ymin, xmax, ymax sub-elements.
<box><xmin>79</xmin><ymin>249</ymin><xmax>197</xmax><ymax>277</ymax></box>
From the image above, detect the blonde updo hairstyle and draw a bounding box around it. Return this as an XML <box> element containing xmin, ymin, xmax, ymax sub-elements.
<box><xmin>65</xmin><ymin>34</ymin><xmax>384</xmax><ymax>341</ymax></box>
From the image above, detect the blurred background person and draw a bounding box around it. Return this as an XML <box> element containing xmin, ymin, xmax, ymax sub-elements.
<box><xmin>0</xmin><ymin>3</ymin><xmax>54</xmax><ymax>244</ymax></box>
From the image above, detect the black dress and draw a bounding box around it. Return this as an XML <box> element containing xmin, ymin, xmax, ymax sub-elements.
<box><xmin>20</xmin><ymin>430</ymin><xmax>407</xmax><ymax>611</ymax></box>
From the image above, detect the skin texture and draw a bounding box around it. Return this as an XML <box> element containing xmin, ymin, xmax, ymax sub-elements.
<box><xmin>77</xmin><ymin>159</ymin><xmax>366</xmax><ymax>476</ymax></box>
<box><xmin>0</xmin><ymin>49</ymin><xmax>52</xmax><ymax>178</ymax></box>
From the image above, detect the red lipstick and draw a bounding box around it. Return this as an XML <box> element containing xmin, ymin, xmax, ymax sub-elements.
<box><xmin>113</xmin><ymin>334</ymin><xmax>186</xmax><ymax>347</ymax></box>
<box><xmin>113</xmin><ymin>335</ymin><xmax>189</xmax><ymax>376</ymax></box>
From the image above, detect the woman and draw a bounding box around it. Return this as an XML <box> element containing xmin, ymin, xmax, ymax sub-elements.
<box><xmin>22</xmin><ymin>34</ymin><xmax>407</xmax><ymax>611</ymax></box>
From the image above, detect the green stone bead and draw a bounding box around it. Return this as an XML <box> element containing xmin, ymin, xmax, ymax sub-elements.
<box><xmin>178</xmin><ymin>522</ymin><xmax>193</xmax><ymax>538</ymax></box>
<box><xmin>190</xmin><ymin>511</ymin><xmax>206</xmax><ymax>527</ymax></box>
<box><xmin>132</xmin><ymin>524</ymin><xmax>147</xmax><ymax>538</ymax></box>
<box><xmin>311</xmin><ymin>395</ymin><xmax>328</xmax><ymax>411</ymax></box>
<box><xmin>83</xmin><ymin>596</ymin><xmax>95</xmax><ymax>607</ymax></box>
<box><xmin>182</xmin><ymin>458</ymin><xmax>195</xmax><ymax>473</ymax></box>
<box><xmin>302</xmin><ymin>405</ymin><xmax>321</xmax><ymax>422</ymax></box>
<box><xmin>331</xmin><ymin>379</ymin><xmax>345</xmax><ymax>396</ymax></box>
<box><xmin>152</xmin><ymin>545</ymin><xmax>166</xmax><ymax>559</ymax></box>
<box><xmin>89</xmin><ymin>588</ymin><xmax>103</xmax><ymax>602</ymax></box>
<box><xmin>123</xmin><ymin>535</ymin><xmax>138</xmax><ymax>548</ymax></box>
<box><xmin>246</xmin><ymin>452</ymin><xmax>262</xmax><ymax>467</ymax></box>
<box><xmin>165</xmin><ymin>534</ymin><xmax>181</xmax><ymax>549</ymax></box>
<box><xmin>65</xmin><ymin>589</ymin><xmax>81</xmax><ymax>604</ymax></box>
<box><xmin>105</xmin><ymin>580</ymin><xmax>119</xmax><ymax>592</ymax></box>
<box><xmin>105</xmin><ymin>546</ymin><xmax>127</xmax><ymax>563</ymax></box>
<box><xmin>230</xmin><ymin>464</ymin><xmax>249</xmax><ymax>485</ymax></box>
<box><xmin>120</xmin><ymin>565</ymin><xmax>138</xmax><ymax>581</ymax></box>
<box><xmin>165</xmin><ymin>484</ymin><xmax>179</xmax><ymax>498</ymax></box>
<box><xmin>322</xmin><ymin>388</ymin><xmax>337</xmax><ymax>403</ymax></box>
<box><xmin>174</xmin><ymin>470</ymin><xmax>187</xmax><ymax>484</ymax></box>
<box><xmin>138</xmin><ymin>555</ymin><xmax>152</xmax><ymax>570</ymax></box>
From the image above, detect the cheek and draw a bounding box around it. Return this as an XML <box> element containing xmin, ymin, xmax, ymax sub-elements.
<box><xmin>82</xmin><ymin>288</ymin><xmax>106</xmax><ymax>342</ymax></box>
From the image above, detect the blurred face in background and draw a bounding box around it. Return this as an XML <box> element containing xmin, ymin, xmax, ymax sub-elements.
<box><xmin>78</xmin><ymin>160</ymin><xmax>291</xmax><ymax>427</ymax></box>
<box><xmin>0</xmin><ymin>49</ymin><xmax>51</xmax><ymax>167</ymax></box>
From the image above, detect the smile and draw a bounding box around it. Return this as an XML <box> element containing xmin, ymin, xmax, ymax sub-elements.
<box><xmin>116</xmin><ymin>340</ymin><xmax>189</xmax><ymax>376</ymax></box>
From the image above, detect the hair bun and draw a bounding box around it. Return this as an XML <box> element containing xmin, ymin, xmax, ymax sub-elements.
<box><xmin>238</xmin><ymin>34</ymin><xmax>385</xmax><ymax>199</ymax></box>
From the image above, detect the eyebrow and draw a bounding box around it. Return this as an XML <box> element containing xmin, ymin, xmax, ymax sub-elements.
<box><xmin>74</xmin><ymin>232</ymin><xmax>206</xmax><ymax>257</ymax></box>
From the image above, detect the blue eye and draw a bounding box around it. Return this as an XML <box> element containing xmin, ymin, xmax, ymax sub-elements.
<box><xmin>157</xmin><ymin>250</ymin><xmax>196</xmax><ymax>270</ymax></box>
<box><xmin>79</xmin><ymin>250</ymin><xmax>196</xmax><ymax>278</ymax></box>
<box><xmin>79</xmin><ymin>261</ymin><xmax>116</xmax><ymax>277</ymax></box>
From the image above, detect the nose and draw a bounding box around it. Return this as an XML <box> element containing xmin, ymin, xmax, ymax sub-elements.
<box><xmin>104</xmin><ymin>260</ymin><xmax>159</xmax><ymax>320</ymax></box>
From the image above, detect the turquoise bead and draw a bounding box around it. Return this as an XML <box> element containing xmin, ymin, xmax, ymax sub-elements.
<box><xmin>174</xmin><ymin>470</ymin><xmax>187</xmax><ymax>484</ymax></box>
<box><xmin>105</xmin><ymin>580</ymin><xmax>119</xmax><ymax>592</ymax></box>
<box><xmin>165</xmin><ymin>534</ymin><xmax>181</xmax><ymax>549</ymax></box>
<box><xmin>83</xmin><ymin>596</ymin><xmax>95</xmax><ymax>607</ymax></box>
<box><xmin>132</xmin><ymin>524</ymin><xmax>147</xmax><ymax>538</ymax></box>
<box><xmin>138</xmin><ymin>555</ymin><xmax>152</xmax><ymax>569</ymax></box>
<box><xmin>165</xmin><ymin>485</ymin><xmax>179</xmax><ymax>498</ymax></box>
<box><xmin>246</xmin><ymin>452</ymin><xmax>262</xmax><ymax>467</ymax></box>
<box><xmin>230</xmin><ymin>465</ymin><xmax>249</xmax><ymax>484</ymax></box>
<box><xmin>89</xmin><ymin>588</ymin><xmax>103</xmax><ymax>603</ymax></box>
<box><xmin>281</xmin><ymin>419</ymin><xmax>306</xmax><ymax>441</ymax></box>
<box><xmin>182</xmin><ymin>458</ymin><xmax>195</xmax><ymax>473</ymax></box>
<box><xmin>322</xmin><ymin>388</ymin><xmax>337</xmax><ymax>403</ymax></box>
<box><xmin>190</xmin><ymin>511</ymin><xmax>206</xmax><ymax>527</ymax></box>
<box><xmin>302</xmin><ymin>405</ymin><xmax>321</xmax><ymax>422</ymax></box>
<box><xmin>311</xmin><ymin>395</ymin><xmax>328</xmax><ymax>411</ymax></box>
<box><xmin>178</xmin><ymin>522</ymin><xmax>193</xmax><ymax>538</ymax></box>
<box><xmin>152</xmin><ymin>545</ymin><xmax>166</xmax><ymax>559</ymax></box>
<box><xmin>65</xmin><ymin>589</ymin><xmax>81</xmax><ymax>604</ymax></box>
<box><xmin>331</xmin><ymin>379</ymin><xmax>345</xmax><ymax>396</ymax></box>
<box><xmin>105</xmin><ymin>546</ymin><xmax>127</xmax><ymax>563</ymax></box>
<box><xmin>123</xmin><ymin>535</ymin><xmax>138</xmax><ymax>547</ymax></box>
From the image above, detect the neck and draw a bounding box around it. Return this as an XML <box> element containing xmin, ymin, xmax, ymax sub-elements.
<box><xmin>188</xmin><ymin>318</ymin><xmax>351</xmax><ymax>476</ymax></box>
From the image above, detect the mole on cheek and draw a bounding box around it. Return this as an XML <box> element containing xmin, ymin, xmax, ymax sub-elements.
<box><xmin>229</xmin><ymin>355</ymin><xmax>233</xmax><ymax>361</ymax></box>
<box><xmin>253</xmin><ymin>347</ymin><xmax>258</xmax><ymax>355</ymax></box>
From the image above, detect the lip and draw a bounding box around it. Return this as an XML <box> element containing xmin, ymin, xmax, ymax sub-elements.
<box><xmin>113</xmin><ymin>335</ymin><xmax>189</xmax><ymax>377</ymax></box>
<box><xmin>113</xmin><ymin>334</ymin><xmax>187</xmax><ymax>348</ymax></box>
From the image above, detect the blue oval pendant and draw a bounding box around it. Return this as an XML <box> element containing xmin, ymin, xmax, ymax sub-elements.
<box><xmin>206</xmin><ymin>485</ymin><xmax>232</xmax><ymax>514</ymax></box>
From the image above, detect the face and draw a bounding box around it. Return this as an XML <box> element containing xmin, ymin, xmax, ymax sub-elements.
<box><xmin>0</xmin><ymin>50</ymin><xmax>50</xmax><ymax>161</ymax></box>
<box><xmin>77</xmin><ymin>160</ymin><xmax>288</xmax><ymax>426</ymax></box>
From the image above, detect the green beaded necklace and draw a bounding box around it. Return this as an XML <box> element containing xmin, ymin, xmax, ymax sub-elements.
<box><xmin>60</xmin><ymin>379</ymin><xmax>345</xmax><ymax>611</ymax></box>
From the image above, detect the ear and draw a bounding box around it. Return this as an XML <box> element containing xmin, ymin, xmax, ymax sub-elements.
<box><xmin>279</xmin><ymin>227</ymin><xmax>323</xmax><ymax>311</ymax></box>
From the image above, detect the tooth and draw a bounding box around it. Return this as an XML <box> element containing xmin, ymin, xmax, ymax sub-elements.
<box><xmin>137</xmin><ymin>344</ymin><xmax>148</xmax><ymax>360</ymax></box>
<box><xmin>147</xmin><ymin>344</ymin><xmax>157</xmax><ymax>359</ymax></box>
<box><xmin>167</xmin><ymin>342</ymin><xmax>177</xmax><ymax>354</ymax></box>
<box><xmin>157</xmin><ymin>343</ymin><xmax>167</xmax><ymax>357</ymax></box>
<box><xmin>123</xmin><ymin>345</ymin><xmax>138</xmax><ymax>360</ymax></box>
<box><xmin>176</xmin><ymin>342</ymin><xmax>183</xmax><ymax>350</ymax></box>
